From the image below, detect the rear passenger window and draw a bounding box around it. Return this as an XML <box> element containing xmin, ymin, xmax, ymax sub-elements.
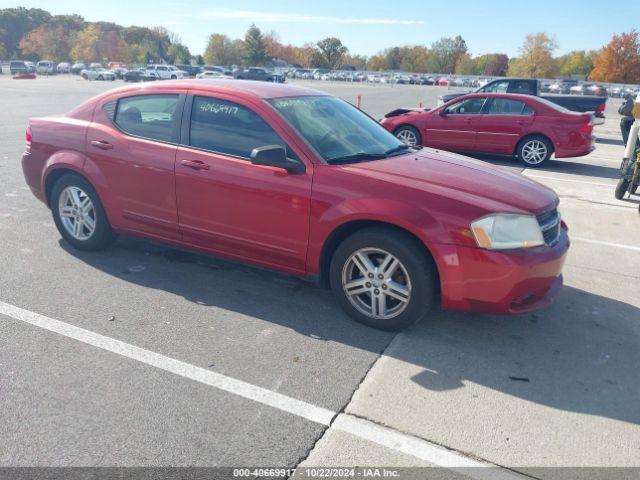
<box><xmin>114</xmin><ymin>95</ymin><xmax>179</xmax><ymax>143</ymax></box>
<box><xmin>487</xmin><ymin>98</ymin><xmax>528</xmax><ymax>115</ymax></box>
<box><xmin>190</xmin><ymin>96</ymin><xmax>295</xmax><ymax>159</ymax></box>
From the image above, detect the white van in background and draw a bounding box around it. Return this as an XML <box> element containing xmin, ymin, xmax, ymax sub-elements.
<box><xmin>36</xmin><ymin>60</ymin><xmax>55</xmax><ymax>75</ymax></box>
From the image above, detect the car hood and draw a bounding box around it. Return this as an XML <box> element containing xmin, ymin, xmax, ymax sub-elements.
<box><xmin>342</xmin><ymin>148</ymin><xmax>558</xmax><ymax>215</ymax></box>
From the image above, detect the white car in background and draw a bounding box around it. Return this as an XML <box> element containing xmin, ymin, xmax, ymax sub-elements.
<box><xmin>196</xmin><ymin>70</ymin><xmax>227</xmax><ymax>79</ymax></box>
<box><xmin>146</xmin><ymin>65</ymin><xmax>184</xmax><ymax>80</ymax></box>
<box><xmin>36</xmin><ymin>60</ymin><xmax>55</xmax><ymax>75</ymax></box>
<box><xmin>56</xmin><ymin>62</ymin><xmax>71</xmax><ymax>73</ymax></box>
<box><xmin>80</xmin><ymin>68</ymin><xmax>116</xmax><ymax>81</ymax></box>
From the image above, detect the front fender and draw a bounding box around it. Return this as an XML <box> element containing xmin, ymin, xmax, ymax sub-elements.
<box><xmin>307</xmin><ymin>197</ymin><xmax>450</xmax><ymax>275</ymax></box>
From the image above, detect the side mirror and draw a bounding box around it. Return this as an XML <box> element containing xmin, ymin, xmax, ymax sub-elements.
<box><xmin>250</xmin><ymin>145</ymin><xmax>305</xmax><ymax>174</ymax></box>
<box><xmin>439</xmin><ymin>109</ymin><xmax>448</xmax><ymax>116</ymax></box>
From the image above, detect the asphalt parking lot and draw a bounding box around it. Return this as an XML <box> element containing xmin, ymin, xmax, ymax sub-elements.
<box><xmin>1</xmin><ymin>75</ymin><xmax>639</xmax><ymax>479</ymax></box>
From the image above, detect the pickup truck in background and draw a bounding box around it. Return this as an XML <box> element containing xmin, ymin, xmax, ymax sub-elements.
<box><xmin>438</xmin><ymin>78</ymin><xmax>607</xmax><ymax>124</ymax></box>
<box><xmin>233</xmin><ymin>67</ymin><xmax>285</xmax><ymax>83</ymax></box>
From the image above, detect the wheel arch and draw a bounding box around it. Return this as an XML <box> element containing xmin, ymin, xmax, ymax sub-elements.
<box><xmin>44</xmin><ymin>167</ymin><xmax>91</xmax><ymax>207</ymax></box>
<box><xmin>317</xmin><ymin>219</ymin><xmax>441</xmax><ymax>291</ymax></box>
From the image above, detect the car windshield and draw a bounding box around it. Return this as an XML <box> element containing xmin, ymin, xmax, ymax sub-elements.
<box><xmin>268</xmin><ymin>95</ymin><xmax>410</xmax><ymax>164</ymax></box>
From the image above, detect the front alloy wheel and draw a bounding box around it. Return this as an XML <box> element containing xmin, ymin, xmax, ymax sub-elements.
<box><xmin>394</xmin><ymin>126</ymin><xmax>421</xmax><ymax>147</ymax></box>
<box><xmin>342</xmin><ymin>248</ymin><xmax>411</xmax><ymax>320</ymax></box>
<box><xmin>330</xmin><ymin>227</ymin><xmax>435</xmax><ymax>331</ymax></box>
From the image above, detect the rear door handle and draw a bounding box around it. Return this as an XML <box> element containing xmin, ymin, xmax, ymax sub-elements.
<box><xmin>90</xmin><ymin>140</ymin><xmax>113</xmax><ymax>150</ymax></box>
<box><xmin>180</xmin><ymin>159</ymin><xmax>210</xmax><ymax>170</ymax></box>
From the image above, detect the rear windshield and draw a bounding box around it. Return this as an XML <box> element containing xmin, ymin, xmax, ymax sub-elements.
<box><xmin>532</xmin><ymin>96</ymin><xmax>573</xmax><ymax>114</ymax></box>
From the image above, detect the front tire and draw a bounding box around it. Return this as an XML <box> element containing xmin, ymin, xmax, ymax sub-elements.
<box><xmin>329</xmin><ymin>228</ymin><xmax>436</xmax><ymax>331</ymax></box>
<box><xmin>615</xmin><ymin>179</ymin><xmax>630</xmax><ymax>200</ymax></box>
<box><xmin>51</xmin><ymin>174</ymin><xmax>117</xmax><ymax>251</ymax></box>
<box><xmin>394</xmin><ymin>125</ymin><xmax>422</xmax><ymax>147</ymax></box>
<box><xmin>517</xmin><ymin>135</ymin><xmax>553</xmax><ymax>167</ymax></box>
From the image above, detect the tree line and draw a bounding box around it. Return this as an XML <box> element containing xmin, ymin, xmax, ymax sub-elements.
<box><xmin>1</xmin><ymin>7</ymin><xmax>639</xmax><ymax>83</ymax></box>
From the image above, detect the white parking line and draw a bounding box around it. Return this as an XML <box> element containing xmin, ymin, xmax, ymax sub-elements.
<box><xmin>571</xmin><ymin>236</ymin><xmax>640</xmax><ymax>252</ymax></box>
<box><xmin>0</xmin><ymin>300</ymin><xmax>334</xmax><ymax>426</ymax></box>
<box><xmin>524</xmin><ymin>173</ymin><xmax>615</xmax><ymax>187</ymax></box>
<box><xmin>333</xmin><ymin>415</ymin><xmax>529</xmax><ymax>480</ymax></box>
<box><xmin>0</xmin><ymin>299</ymin><xmax>527</xmax><ymax>478</ymax></box>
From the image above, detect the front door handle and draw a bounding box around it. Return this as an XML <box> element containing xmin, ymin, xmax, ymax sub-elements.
<box><xmin>180</xmin><ymin>159</ymin><xmax>210</xmax><ymax>170</ymax></box>
<box><xmin>91</xmin><ymin>140</ymin><xmax>113</xmax><ymax>150</ymax></box>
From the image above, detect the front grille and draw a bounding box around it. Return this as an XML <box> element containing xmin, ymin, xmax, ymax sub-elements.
<box><xmin>537</xmin><ymin>209</ymin><xmax>561</xmax><ymax>245</ymax></box>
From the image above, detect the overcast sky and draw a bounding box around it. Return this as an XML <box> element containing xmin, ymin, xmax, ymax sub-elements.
<box><xmin>3</xmin><ymin>0</ymin><xmax>638</xmax><ymax>57</ymax></box>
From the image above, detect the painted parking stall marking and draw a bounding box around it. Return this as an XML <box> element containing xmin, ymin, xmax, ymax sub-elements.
<box><xmin>0</xmin><ymin>299</ymin><xmax>529</xmax><ymax>479</ymax></box>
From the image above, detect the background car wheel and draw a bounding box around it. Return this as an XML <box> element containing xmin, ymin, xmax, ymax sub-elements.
<box><xmin>51</xmin><ymin>174</ymin><xmax>117</xmax><ymax>251</ymax></box>
<box><xmin>394</xmin><ymin>125</ymin><xmax>422</xmax><ymax>147</ymax></box>
<box><xmin>82</xmin><ymin>74</ymin><xmax>88</xmax><ymax>80</ymax></box>
<box><xmin>329</xmin><ymin>227</ymin><xmax>436</xmax><ymax>331</ymax></box>
<box><xmin>171</xmin><ymin>75</ymin><xmax>177</xmax><ymax>80</ymax></box>
<box><xmin>97</xmin><ymin>75</ymin><xmax>103</xmax><ymax>81</ymax></box>
<box><xmin>517</xmin><ymin>135</ymin><xmax>553</xmax><ymax>167</ymax></box>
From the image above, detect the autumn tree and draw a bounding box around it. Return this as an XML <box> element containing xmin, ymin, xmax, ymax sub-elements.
<box><xmin>428</xmin><ymin>36</ymin><xmax>468</xmax><ymax>73</ymax></box>
<box><xmin>508</xmin><ymin>33</ymin><xmax>558</xmax><ymax>78</ymax></box>
<box><xmin>483</xmin><ymin>53</ymin><xmax>509</xmax><ymax>76</ymax></box>
<box><xmin>69</xmin><ymin>24</ymin><xmax>101</xmax><ymax>61</ymax></box>
<box><xmin>167</xmin><ymin>43</ymin><xmax>191</xmax><ymax>64</ymax></box>
<box><xmin>343</xmin><ymin>53</ymin><xmax>367</xmax><ymax>70</ymax></box>
<box><xmin>0</xmin><ymin>7</ymin><xmax>51</xmax><ymax>58</ymax></box>
<box><xmin>204</xmin><ymin>33</ymin><xmax>243</xmax><ymax>65</ymax></box>
<box><xmin>590</xmin><ymin>31</ymin><xmax>640</xmax><ymax>83</ymax></box>
<box><xmin>291</xmin><ymin>43</ymin><xmax>317</xmax><ymax>67</ymax></box>
<box><xmin>19</xmin><ymin>24</ymin><xmax>73</xmax><ymax>61</ymax></box>
<box><xmin>556</xmin><ymin>50</ymin><xmax>596</xmax><ymax>77</ymax></box>
<box><xmin>243</xmin><ymin>24</ymin><xmax>268</xmax><ymax>66</ymax></box>
<box><xmin>399</xmin><ymin>46</ymin><xmax>430</xmax><ymax>73</ymax></box>
<box><xmin>102</xmin><ymin>30</ymin><xmax>128</xmax><ymax>61</ymax></box>
<box><xmin>367</xmin><ymin>54</ymin><xmax>387</xmax><ymax>71</ymax></box>
<box><xmin>313</xmin><ymin>37</ymin><xmax>348</xmax><ymax>69</ymax></box>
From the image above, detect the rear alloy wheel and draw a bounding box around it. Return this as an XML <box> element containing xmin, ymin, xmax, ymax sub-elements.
<box><xmin>330</xmin><ymin>228</ymin><xmax>435</xmax><ymax>331</ymax></box>
<box><xmin>51</xmin><ymin>174</ymin><xmax>116</xmax><ymax>251</ymax></box>
<box><xmin>517</xmin><ymin>135</ymin><xmax>553</xmax><ymax>167</ymax></box>
<box><xmin>394</xmin><ymin>125</ymin><xmax>422</xmax><ymax>147</ymax></box>
<box><xmin>97</xmin><ymin>75</ymin><xmax>103</xmax><ymax>81</ymax></box>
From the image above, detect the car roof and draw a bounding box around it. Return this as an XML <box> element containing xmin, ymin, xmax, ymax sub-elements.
<box><xmin>117</xmin><ymin>79</ymin><xmax>328</xmax><ymax>100</ymax></box>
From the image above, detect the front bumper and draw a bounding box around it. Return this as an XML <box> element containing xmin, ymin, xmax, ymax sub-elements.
<box><xmin>432</xmin><ymin>228</ymin><xmax>569</xmax><ymax>315</ymax></box>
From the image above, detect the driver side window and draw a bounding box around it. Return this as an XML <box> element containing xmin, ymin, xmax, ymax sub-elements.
<box><xmin>445</xmin><ymin>97</ymin><xmax>487</xmax><ymax>115</ymax></box>
<box><xmin>189</xmin><ymin>96</ymin><xmax>298</xmax><ymax>160</ymax></box>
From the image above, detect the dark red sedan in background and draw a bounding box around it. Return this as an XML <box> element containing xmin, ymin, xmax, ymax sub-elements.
<box><xmin>382</xmin><ymin>93</ymin><xmax>595</xmax><ymax>167</ymax></box>
<box><xmin>22</xmin><ymin>81</ymin><xmax>569</xmax><ymax>331</ymax></box>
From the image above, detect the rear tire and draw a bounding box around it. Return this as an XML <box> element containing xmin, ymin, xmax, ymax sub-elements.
<box><xmin>329</xmin><ymin>227</ymin><xmax>436</xmax><ymax>331</ymax></box>
<box><xmin>517</xmin><ymin>135</ymin><xmax>553</xmax><ymax>167</ymax></box>
<box><xmin>394</xmin><ymin>125</ymin><xmax>422</xmax><ymax>147</ymax></box>
<box><xmin>51</xmin><ymin>174</ymin><xmax>117</xmax><ymax>251</ymax></box>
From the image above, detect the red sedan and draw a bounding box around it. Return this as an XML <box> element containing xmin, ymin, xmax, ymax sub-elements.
<box><xmin>381</xmin><ymin>93</ymin><xmax>595</xmax><ymax>166</ymax></box>
<box><xmin>22</xmin><ymin>80</ymin><xmax>568</xmax><ymax>330</ymax></box>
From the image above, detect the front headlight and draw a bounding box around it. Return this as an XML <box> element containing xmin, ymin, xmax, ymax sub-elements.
<box><xmin>470</xmin><ymin>214</ymin><xmax>544</xmax><ymax>250</ymax></box>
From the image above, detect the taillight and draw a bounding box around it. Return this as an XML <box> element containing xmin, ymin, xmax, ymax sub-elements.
<box><xmin>25</xmin><ymin>124</ymin><xmax>32</xmax><ymax>153</ymax></box>
<box><xmin>595</xmin><ymin>103</ymin><xmax>605</xmax><ymax>116</ymax></box>
<box><xmin>580</xmin><ymin>120</ymin><xmax>593</xmax><ymax>135</ymax></box>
